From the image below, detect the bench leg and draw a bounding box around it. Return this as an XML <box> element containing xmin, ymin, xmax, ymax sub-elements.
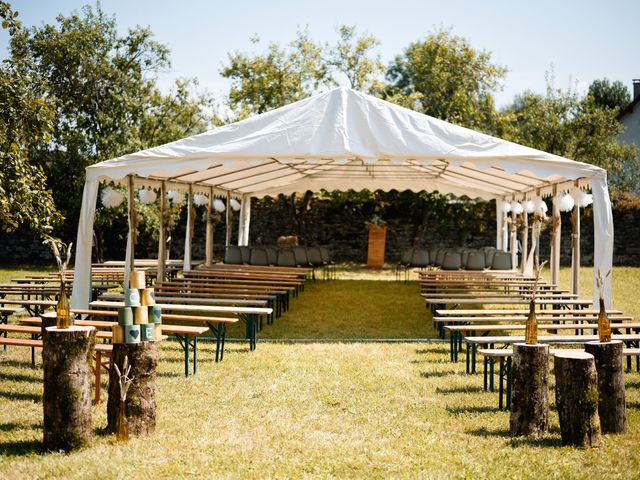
<box><xmin>450</xmin><ymin>334</ymin><xmax>455</xmax><ymax>362</ymax></box>
<box><xmin>498</xmin><ymin>358</ymin><xmax>504</xmax><ymax>410</ymax></box>
<box><xmin>489</xmin><ymin>358</ymin><xmax>495</xmax><ymax>392</ymax></box>
<box><xmin>220</xmin><ymin>324</ymin><xmax>227</xmax><ymax>361</ymax></box>
<box><xmin>184</xmin><ymin>334</ymin><xmax>190</xmax><ymax>377</ymax></box>
<box><xmin>95</xmin><ymin>350</ymin><xmax>102</xmax><ymax>404</ymax></box>
<box><xmin>193</xmin><ymin>336</ymin><xmax>197</xmax><ymax>374</ymax></box>
<box><xmin>505</xmin><ymin>357</ymin><xmax>512</xmax><ymax>410</ymax></box>
<box><xmin>471</xmin><ymin>345</ymin><xmax>477</xmax><ymax>374</ymax></box>
<box><xmin>483</xmin><ymin>357</ymin><xmax>488</xmax><ymax>391</ymax></box>
<box><xmin>466</xmin><ymin>343</ymin><xmax>470</xmax><ymax>374</ymax></box>
<box><xmin>215</xmin><ymin>323</ymin><xmax>222</xmax><ymax>363</ymax></box>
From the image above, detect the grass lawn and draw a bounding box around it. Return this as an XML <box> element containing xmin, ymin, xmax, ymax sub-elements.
<box><xmin>1</xmin><ymin>265</ymin><xmax>639</xmax><ymax>478</ymax></box>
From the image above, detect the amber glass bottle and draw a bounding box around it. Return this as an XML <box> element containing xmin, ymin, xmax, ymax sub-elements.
<box><xmin>116</xmin><ymin>400</ymin><xmax>129</xmax><ymax>442</ymax></box>
<box><xmin>524</xmin><ymin>300</ymin><xmax>538</xmax><ymax>345</ymax></box>
<box><xmin>597</xmin><ymin>298</ymin><xmax>611</xmax><ymax>342</ymax></box>
<box><xmin>56</xmin><ymin>280</ymin><xmax>71</xmax><ymax>329</ymax></box>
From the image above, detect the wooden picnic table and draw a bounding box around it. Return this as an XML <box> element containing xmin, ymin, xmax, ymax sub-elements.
<box><xmin>204</xmin><ymin>263</ymin><xmax>312</xmax><ymax>276</ymax></box>
<box><xmin>435</xmin><ymin>308</ymin><xmax>624</xmax><ymax>316</ymax></box>
<box><xmin>463</xmin><ymin>333</ymin><xmax>640</xmax><ymax>374</ymax></box>
<box><xmin>424</xmin><ymin>297</ymin><xmax>593</xmax><ymax>315</ymax></box>
<box><xmin>479</xmin><ymin>346</ymin><xmax>640</xmax><ymax>410</ymax></box>
<box><xmin>445</xmin><ymin>321</ymin><xmax>640</xmax><ymax>362</ymax></box>
<box><xmin>90</xmin><ymin>300</ymin><xmax>270</xmax><ymax>352</ymax></box>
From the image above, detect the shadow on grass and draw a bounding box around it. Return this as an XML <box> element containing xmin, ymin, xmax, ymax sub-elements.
<box><xmin>0</xmin><ymin>390</ymin><xmax>41</xmax><ymax>402</ymax></box>
<box><xmin>0</xmin><ymin>439</ymin><xmax>43</xmax><ymax>456</ymax></box>
<box><xmin>626</xmin><ymin>381</ymin><xmax>640</xmax><ymax>390</ymax></box>
<box><xmin>627</xmin><ymin>401</ymin><xmax>640</xmax><ymax>410</ymax></box>
<box><xmin>467</xmin><ymin>427</ymin><xmax>509</xmax><ymax>438</ymax></box>
<box><xmin>467</xmin><ymin>426</ymin><xmax>563</xmax><ymax>448</ymax></box>
<box><xmin>157</xmin><ymin>371</ymin><xmax>183</xmax><ymax>379</ymax></box>
<box><xmin>0</xmin><ymin>359</ymin><xmax>39</xmax><ymax>369</ymax></box>
<box><xmin>420</xmin><ymin>370</ymin><xmax>463</xmax><ymax>378</ymax></box>
<box><xmin>507</xmin><ymin>435</ymin><xmax>563</xmax><ymax>448</ymax></box>
<box><xmin>415</xmin><ymin>348</ymin><xmax>449</xmax><ymax>355</ymax></box>
<box><xmin>0</xmin><ymin>421</ymin><xmax>41</xmax><ymax>432</ymax></box>
<box><xmin>0</xmin><ymin>371</ymin><xmax>41</xmax><ymax>384</ymax></box>
<box><xmin>436</xmin><ymin>385</ymin><xmax>483</xmax><ymax>395</ymax></box>
<box><xmin>446</xmin><ymin>405</ymin><xmax>497</xmax><ymax>415</ymax></box>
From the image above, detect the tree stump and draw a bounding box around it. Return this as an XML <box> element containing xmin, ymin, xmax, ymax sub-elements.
<box><xmin>554</xmin><ymin>351</ymin><xmax>600</xmax><ymax>447</ymax></box>
<box><xmin>509</xmin><ymin>343</ymin><xmax>550</xmax><ymax>437</ymax></box>
<box><xmin>42</xmin><ymin>326</ymin><xmax>96</xmax><ymax>452</ymax></box>
<box><xmin>107</xmin><ymin>342</ymin><xmax>159</xmax><ymax>436</ymax></box>
<box><xmin>584</xmin><ymin>340</ymin><xmax>627</xmax><ymax>434</ymax></box>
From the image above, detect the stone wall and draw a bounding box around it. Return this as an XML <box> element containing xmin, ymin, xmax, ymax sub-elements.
<box><xmin>0</xmin><ymin>198</ymin><xmax>638</xmax><ymax>266</ymax></box>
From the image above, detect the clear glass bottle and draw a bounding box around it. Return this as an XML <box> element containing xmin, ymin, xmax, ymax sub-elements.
<box><xmin>524</xmin><ymin>300</ymin><xmax>538</xmax><ymax>345</ymax></box>
<box><xmin>56</xmin><ymin>280</ymin><xmax>71</xmax><ymax>329</ymax></box>
<box><xmin>597</xmin><ymin>298</ymin><xmax>611</xmax><ymax>342</ymax></box>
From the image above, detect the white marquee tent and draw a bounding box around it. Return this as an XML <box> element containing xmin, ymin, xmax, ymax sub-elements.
<box><xmin>71</xmin><ymin>87</ymin><xmax>614</xmax><ymax>309</ymax></box>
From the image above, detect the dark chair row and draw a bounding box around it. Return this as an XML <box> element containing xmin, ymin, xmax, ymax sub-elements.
<box><xmin>224</xmin><ymin>245</ymin><xmax>336</xmax><ymax>280</ymax></box>
<box><xmin>396</xmin><ymin>246</ymin><xmax>513</xmax><ymax>279</ymax></box>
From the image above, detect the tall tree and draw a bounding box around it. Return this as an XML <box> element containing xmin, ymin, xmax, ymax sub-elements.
<box><xmin>498</xmin><ymin>83</ymin><xmax>638</xmax><ymax>192</ymax></box>
<box><xmin>0</xmin><ymin>2</ymin><xmax>61</xmax><ymax>234</ymax></box>
<box><xmin>327</xmin><ymin>25</ymin><xmax>384</xmax><ymax>92</ymax></box>
<box><xmin>587</xmin><ymin>78</ymin><xmax>631</xmax><ymax>110</ymax></box>
<box><xmin>385</xmin><ymin>30</ymin><xmax>507</xmax><ymax>131</ymax></box>
<box><xmin>221</xmin><ymin>29</ymin><xmax>328</xmax><ymax>118</ymax></box>
<box><xmin>9</xmin><ymin>4</ymin><xmax>213</xmax><ymax>240</ymax></box>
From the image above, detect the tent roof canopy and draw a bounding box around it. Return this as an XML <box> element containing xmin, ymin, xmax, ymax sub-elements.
<box><xmin>88</xmin><ymin>87</ymin><xmax>605</xmax><ymax>200</ymax></box>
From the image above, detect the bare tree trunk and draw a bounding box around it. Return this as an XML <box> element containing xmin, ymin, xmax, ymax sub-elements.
<box><xmin>107</xmin><ymin>342</ymin><xmax>159</xmax><ymax>436</ymax></box>
<box><xmin>43</xmin><ymin>326</ymin><xmax>96</xmax><ymax>452</ymax></box>
<box><xmin>584</xmin><ymin>340</ymin><xmax>627</xmax><ymax>434</ymax></box>
<box><xmin>510</xmin><ymin>343</ymin><xmax>550</xmax><ymax>437</ymax></box>
<box><xmin>554</xmin><ymin>351</ymin><xmax>600</xmax><ymax>447</ymax></box>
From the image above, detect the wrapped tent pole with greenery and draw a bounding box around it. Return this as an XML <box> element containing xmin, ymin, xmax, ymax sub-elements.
<box><xmin>71</xmin><ymin>87</ymin><xmax>614</xmax><ymax>309</ymax></box>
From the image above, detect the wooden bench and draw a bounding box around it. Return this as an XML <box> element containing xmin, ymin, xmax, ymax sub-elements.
<box><xmin>444</xmin><ymin>321</ymin><xmax>640</xmax><ymax>362</ymax></box>
<box><xmin>478</xmin><ymin>347</ymin><xmax>640</xmax><ymax>410</ymax></box>
<box><xmin>89</xmin><ymin>300</ymin><xmax>267</xmax><ymax>351</ymax></box>
<box><xmin>0</xmin><ymin>336</ymin><xmax>112</xmax><ymax>403</ymax></box>
<box><xmin>464</xmin><ymin>333</ymin><xmax>640</xmax><ymax>374</ymax></box>
<box><xmin>24</xmin><ymin>314</ymin><xmax>210</xmax><ymax>376</ymax></box>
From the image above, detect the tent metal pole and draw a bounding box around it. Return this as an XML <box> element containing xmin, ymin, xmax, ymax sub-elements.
<box><xmin>571</xmin><ymin>201</ymin><xmax>580</xmax><ymax>296</ymax></box>
<box><xmin>225</xmin><ymin>191</ymin><xmax>231</xmax><ymax>247</ymax></box>
<box><xmin>520</xmin><ymin>206</ymin><xmax>528</xmax><ymax>273</ymax></box>
<box><xmin>551</xmin><ymin>188</ymin><xmax>561</xmax><ymax>287</ymax></box>
<box><xmin>510</xmin><ymin>208</ymin><xmax>517</xmax><ymax>269</ymax></box>
<box><xmin>237</xmin><ymin>194</ymin><xmax>251</xmax><ymax>246</ymax></box>
<box><xmin>183</xmin><ymin>184</ymin><xmax>193</xmax><ymax>272</ymax></box>
<box><xmin>205</xmin><ymin>187</ymin><xmax>214</xmax><ymax>266</ymax></box>
<box><xmin>496</xmin><ymin>200</ymin><xmax>502</xmax><ymax>250</ymax></box>
<box><xmin>126</xmin><ymin>175</ymin><xmax>136</xmax><ymax>282</ymax></box>
<box><xmin>157</xmin><ymin>181</ymin><xmax>167</xmax><ymax>283</ymax></box>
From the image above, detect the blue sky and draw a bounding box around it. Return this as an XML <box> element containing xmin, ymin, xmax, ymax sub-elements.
<box><xmin>3</xmin><ymin>0</ymin><xmax>638</xmax><ymax>107</ymax></box>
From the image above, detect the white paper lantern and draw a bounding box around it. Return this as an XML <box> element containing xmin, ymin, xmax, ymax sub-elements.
<box><xmin>523</xmin><ymin>200</ymin><xmax>535</xmax><ymax>214</ymax></box>
<box><xmin>193</xmin><ymin>194</ymin><xmax>208</xmax><ymax>206</ymax></box>
<box><xmin>501</xmin><ymin>201</ymin><xmax>511</xmax><ymax>213</ymax></box>
<box><xmin>559</xmin><ymin>193</ymin><xmax>575</xmax><ymax>212</ymax></box>
<box><xmin>213</xmin><ymin>199</ymin><xmax>226</xmax><ymax>212</ymax></box>
<box><xmin>138</xmin><ymin>188</ymin><xmax>157</xmax><ymax>204</ymax></box>
<box><xmin>533</xmin><ymin>197</ymin><xmax>548</xmax><ymax>214</ymax></box>
<box><xmin>167</xmin><ymin>190</ymin><xmax>183</xmax><ymax>204</ymax></box>
<box><xmin>101</xmin><ymin>187</ymin><xmax>124</xmax><ymax>208</ymax></box>
<box><xmin>230</xmin><ymin>198</ymin><xmax>241</xmax><ymax>211</ymax></box>
<box><xmin>574</xmin><ymin>189</ymin><xmax>593</xmax><ymax>208</ymax></box>
<box><xmin>511</xmin><ymin>201</ymin><xmax>524</xmax><ymax>215</ymax></box>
